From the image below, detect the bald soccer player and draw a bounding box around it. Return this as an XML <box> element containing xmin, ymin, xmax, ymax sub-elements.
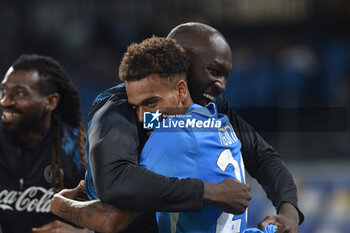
<box><xmin>52</xmin><ymin>23</ymin><xmax>303</xmax><ymax>233</ymax></box>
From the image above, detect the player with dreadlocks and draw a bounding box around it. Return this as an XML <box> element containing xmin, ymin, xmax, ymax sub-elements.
<box><xmin>0</xmin><ymin>54</ymin><xmax>90</xmax><ymax>233</ymax></box>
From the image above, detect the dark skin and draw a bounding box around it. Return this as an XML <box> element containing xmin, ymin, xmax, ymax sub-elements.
<box><xmin>0</xmin><ymin>68</ymin><xmax>90</xmax><ymax>233</ymax></box>
<box><xmin>0</xmin><ymin>69</ymin><xmax>58</xmax><ymax>148</ymax></box>
<box><xmin>53</xmin><ymin>23</ymin><xmax>299</xmax><ymax>233</ymax></box>
<box><xmin>52</xmin><ymin>178</ymin><xmax>252</xmax><ymax>232</ymax></box>
<box><xmin>168</xmin><ymin>22</ymin><xmax>300</xmax><ymax>233</ymax></box>
<box><xmin>52</xmin><ymin>76</ymin><xmax>252</xmax><ymax>232</ymax></box>
<box><xmin>51</xmin><ymin>181</ymin><xmax>137</xmax><ymax>233</ymax></box>
<box><xmin>126</xmin><ymin>74</ymin><xmax>190</xmax><ymax>122</ymax></box>
<box><xmin>127</xmin><ymin>74</ymin><xmax>252</xmax><ymax>215</ymax></box>
<box><xmin>167</xmin><ymin>23</ymin><xmax>232</xmax><ymax>107</ymax></box>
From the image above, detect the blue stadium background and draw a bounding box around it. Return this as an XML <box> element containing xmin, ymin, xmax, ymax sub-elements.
<box><xmin>0</xmin><ymin>1</ymin><xmax>349</xmax><ymax>232</ymax></box>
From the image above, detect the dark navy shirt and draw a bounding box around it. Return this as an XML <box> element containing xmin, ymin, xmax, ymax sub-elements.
<box><xmin>85</xmin><ymin>83</ymin><xmax>303</xmax><ymax>233</ymax></box>
<box><xmin>0</xmin><ymin>123</ymin><xmax>84</xmax><ymax>233</ymax></box>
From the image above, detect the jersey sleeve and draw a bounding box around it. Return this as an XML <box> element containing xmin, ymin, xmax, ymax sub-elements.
<box><xmin>215</xmin><ymin>95</ymin><xmax>304</xmax><ymax>223</ymax></box>
<box><xmin>88</xmin><ymin>97</ymin><xmax>203</xmax><ymax>212</ymax></box>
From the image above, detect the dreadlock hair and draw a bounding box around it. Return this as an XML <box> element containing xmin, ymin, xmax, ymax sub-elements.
<box><xmin>119</xmin><ymin>36</ymin><xmax>190</xmax><ymax>84</ymax></box>
<box><xmin>12</xmin><ymin>54</ymin><xmax>86</xmax><ymax>192</ymax></box>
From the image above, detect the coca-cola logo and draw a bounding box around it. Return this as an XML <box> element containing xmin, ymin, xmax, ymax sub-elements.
<box><xmin>0</xmin><ymin>186</ymin><xmax>53</xmax><ymax>213</ymax></box>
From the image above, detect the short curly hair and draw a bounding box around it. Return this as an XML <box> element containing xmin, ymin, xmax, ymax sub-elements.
<box><xmin>119</xmin><ymin>36</ymin><xmax>190</xmax><ymax>81</ymax></box>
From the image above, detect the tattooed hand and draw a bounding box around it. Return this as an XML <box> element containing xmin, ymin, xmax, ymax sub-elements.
<box><xmin>32</xmin><ymin>220</ymin><xmax>91</xmax><ymax>233</ymax></box>
<box><xmin>51</xmin><ymin>180</ymin><xmax>139</xmax><ymax>233</ymax></box>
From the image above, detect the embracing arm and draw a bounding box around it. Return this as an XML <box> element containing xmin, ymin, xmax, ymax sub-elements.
<box><xmin>51</xmin><ymin>180</ymin><xmax>250</xmax><ymax>233</ymax></box>
<box><xmin>51</xmin><ymin>181</ymin><xmax>138</xmax><ymax>233</ymax></box>
<box><xmin>89</xmin><ymin>99</ymin><xmax>203</xmax><ymax>212</ymax></box>
<box><xmin>89</xmin><ymin>98</ymin><xmax>250</xmax><ymax>214</ymax></box>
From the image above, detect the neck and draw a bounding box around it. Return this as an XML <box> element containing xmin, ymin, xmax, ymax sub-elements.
<box><xmin>18</xmin><ymin>114</ymin><xmax>52</xmax><ymax>149</ymax></box>
<box><xmin>179</xmin><ymin>97</ymin><xmax>194</xmax><ymax>115</ymax></box>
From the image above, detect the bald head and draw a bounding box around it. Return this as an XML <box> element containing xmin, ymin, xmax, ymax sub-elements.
<box><xmin>167</xmin><ymin>22</ymin><xmax>232</xmax><ymax>107</ymax></box>
<box><xmin>168</xmin><ymin>22</ymin><xmax>219</xmax><ymax>53</ymax></box>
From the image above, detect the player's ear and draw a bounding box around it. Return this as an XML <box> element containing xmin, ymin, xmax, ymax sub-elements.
<box><xmin>175</xmin><ymin>78</ymin><xmax>189</xmax><ymax>103</ymax></box>
<box><xmin>44</xmin><ymin>93</ymin><xmax>60</xmax><ymax>111</ymax></box>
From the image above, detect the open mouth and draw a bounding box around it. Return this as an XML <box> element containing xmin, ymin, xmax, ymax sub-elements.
<box><xmin>2</xmin><ymin>110</ymin><xmax>20</xmax><ymax>122</ymax></box>
<box><xmin>203</xmin><ymin>93</ymin><xmax>215</xmax><ymax>102</ymax></box>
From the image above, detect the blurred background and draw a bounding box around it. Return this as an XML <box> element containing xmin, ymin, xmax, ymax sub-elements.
<box><xmin>0</xmin><ymin>0</ymin><xmax>349</xmax><ymax>232</ymax></box>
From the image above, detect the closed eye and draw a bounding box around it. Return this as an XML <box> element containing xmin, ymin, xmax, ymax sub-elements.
<box><xmin>145</xmin><ymin>100</ymin><xmax>157</xmax><ymax>107</ymax></box>
<box><xmin>142</xmin><ymin>97</ymin><xmax>159</xmax><ymax>108</ymax></box>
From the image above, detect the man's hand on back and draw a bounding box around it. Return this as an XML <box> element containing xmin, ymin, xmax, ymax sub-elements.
<box><xmin>203</xmin><ymin>178</ymin><xmax>252</xmax><ymax>214</ymax></box>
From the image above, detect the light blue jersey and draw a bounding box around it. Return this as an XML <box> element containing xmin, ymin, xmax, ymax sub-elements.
<box><xmin>140</xmin><ymin>103</ymin><xmax>247</xmax><ymax>233</ymax></box>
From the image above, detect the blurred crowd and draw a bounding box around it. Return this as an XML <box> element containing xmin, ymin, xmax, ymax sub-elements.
<box><xmin>0</xmin><ymin>2</ymin><xmax>348</xmax><ymax>151</ymax></box>
<box><xmin>0</xmin><ymin>1</ymin><xmax>349</xmax><ymax>233</ymax></box>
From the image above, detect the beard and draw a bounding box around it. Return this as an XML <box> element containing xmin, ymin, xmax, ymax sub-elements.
<box><xmin>1</xmin><ymin>109</ymin><xmax>48</xmax><ymax>138</ymax></box>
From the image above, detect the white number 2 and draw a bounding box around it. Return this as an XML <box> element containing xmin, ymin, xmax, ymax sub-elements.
<box><xmin>215</xmin><ymin>149</ymin><xmax>244</xmax><ymax>233</ymax></box>
<box><xmin>216</xmin><ymin>213</ymin><xmax>241</xmax><ymax>233</ymax></box>
<box><xmin>216</xmin><ymin>149</ymin><xmax>242</xmax><ymax>182</ymax></box>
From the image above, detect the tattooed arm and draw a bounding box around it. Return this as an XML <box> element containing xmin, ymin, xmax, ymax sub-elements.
<box><xmin>51</xmin><ymin>181</ymin><xmax>139</xmax><ymax>233</ymax></box>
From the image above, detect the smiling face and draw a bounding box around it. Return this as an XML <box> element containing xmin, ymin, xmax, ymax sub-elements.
<box><xmin>0</xmin><ymin>68</ymin><xmax>52</xmax><ymax>136</ymax></box>
<box><xmin>168</xmin><ymin>23</ymin><xmax>233</xmax><ymax>106</ymax></box>
<box><xmin>187</xmin><ymin>33</ymin><xmax>232</xmax><ymax>106</ymax></box>
<box><xmin>126</xmin><ymin>73</ymin><xmax>191</xmax><ymax>123</ymax></box>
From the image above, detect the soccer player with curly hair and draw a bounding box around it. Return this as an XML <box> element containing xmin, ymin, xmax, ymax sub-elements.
<box><xmin>52</xmin><ymin>23</ymin><xmax>303</xmax><ymax>233</ymax></box>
